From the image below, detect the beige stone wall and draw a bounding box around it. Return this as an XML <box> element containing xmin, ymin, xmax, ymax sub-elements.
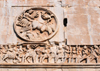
<box><xmin>63</xmin><ymin>0</ymin><xmax>100</xmax><ymax>45</ymax></box>
<box><xmin>0</xmin><ymin>0</ymin><xmax>100</xmax><ymax>70</ymax></box>
<box><xmin>0</xmin><ymin>0</ymin><xmax>100</xmax><ymax>45</ymax></box>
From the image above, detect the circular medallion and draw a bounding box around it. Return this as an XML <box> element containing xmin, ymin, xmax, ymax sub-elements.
<box><xmin>14</xmin><ymin>8</ymin><xmax>58</xmax><ymax>42</ymax></box>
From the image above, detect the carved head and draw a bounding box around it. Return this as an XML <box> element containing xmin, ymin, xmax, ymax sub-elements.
<box><xmin>94</xmin><ymin>45</ymin><xmax>98</xmax><ymax>49</ymax></box>
<box><xmin>83</xmin><ymin>46</ymin><xmax>87</xmax><ymax>49</ymax></box>
<box><xmin>33</xmin><ymin>11</ymin><xmax>39</xmax><ymax>18</ymax></box>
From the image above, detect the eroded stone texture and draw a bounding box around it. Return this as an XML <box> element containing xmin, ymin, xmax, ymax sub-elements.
<box><xmin>0</xmin><ymin>44</ymin><xmax>99</xmax><ymax>64</ymax></box>
<box><xmin>0</xmin><ymin>0</ymin><xmax>99</xmax><ymax>45</ymax></box>
<box><xmin>0</xmin><ymin>0</ymin><xmax>100</xmax><ymax>71</ymax></box>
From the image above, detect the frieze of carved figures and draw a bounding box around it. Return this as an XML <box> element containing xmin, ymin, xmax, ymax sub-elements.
<box><xmin>14</xmin><ymin>8</ymin><xmax>58</xmax><ymax>42</ymax></box>
<box><xmin>0</xmin><ymin>44</ymin><xmax>100</xmax><ymax>64</ymax></box>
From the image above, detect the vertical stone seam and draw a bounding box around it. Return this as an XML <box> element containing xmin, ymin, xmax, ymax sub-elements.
<box><xmin>87</xmin><ymin>11</ymin><xmax>93</xmax><ymax>45</ymax></box>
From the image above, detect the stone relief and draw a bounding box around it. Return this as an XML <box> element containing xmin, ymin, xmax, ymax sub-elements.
<box><xmin>14</xmin><ymin>8</ymin><xmax>58</xmax><ymax>42</ymax></box>
<box><xmin>0</xmin><ymin>44</ymin><xmax>100</xmax><ymax>64</ymax></box>
<box><xmin>10</xmin><ymin>7</ymin><xmax>100</xmax><ymax>65</ymax></box>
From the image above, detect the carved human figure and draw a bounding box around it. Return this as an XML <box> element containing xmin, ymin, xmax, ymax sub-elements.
<box><xmin>32</xmin><ymin>11</ymin><xmax>55</xmax><ymax>34</ymax></box>
<box><xmin>49</xmin><ymin>45</ymin><xmax>57</xmax><ymax>63</ymax></box>
<box><xmin>17</xmin><ymin>18</ymin><xmax>32</xmax><ymax>28</ymax></box>
<box><xmin>90</xmin><ymin>45</ymin><xmax>100</xmax><ymax>63</ymax></box>
<box><xmin>0</xmin><ymin>45</ymin><xmax>5</xmax><ymax>62</ymax></box>
<box><xmin>41</xmin><ymin>46</ymin><xmax>50</xmax><ymax>63</ymax></box>
<box><xmin>25</xmin><ymin>45</ymin><xmax>37</xmax><ymax>63</ymax></box>
<box><xmin>41</xmin><ymin>11</ymin><xmax>54</xmax><ymax>23</ymax></box>
<box><xmin>63</xmin><ymin>46</ymin><xmax>70</xmax><ymax>63</ymax></box>
<box><xmin>0</xmin><ymin>45</ymin><xmax>7</xmax><ymax>54</ymax></box>
<box><xmin>76</xmin><ymin>46</ymin><xmax>82</xmax><ymax>63</ymax></box>
<box><xmin>56</xmin><ymin>46</ymin><xmax>64</xmax><ymax>63</ymax></box>
<box><xmin>16</xmin><ymin>45</ymin><xmax>26</xmax><ymax>63</ymax></box>
<box><xmin>72</xmin><ymin>46</ymin><xmax>77</xmax><ymax>63</ymax></box>
<box><xmin>2</xmin><ymin>45</ymin><xmax>21</xmax><ymax>63</ymax></box>
<box><xmin>35</xmin><ymin>48</ymin><xmax>43</xmax><ymax>63</ymax></box>
<box><xmin>16</xmin><ymin>10</ymin><xmax>39</xmax><ymax>40</ymax></box>
<box><xmin>24</xmin><ymin>10</ymin><xmax>39</xmax><ymax>20</ymax></box>
<box><xmin>81</xmin><ymin>46</ymin><xmax>91</xmax><ymax>63</ymax></box>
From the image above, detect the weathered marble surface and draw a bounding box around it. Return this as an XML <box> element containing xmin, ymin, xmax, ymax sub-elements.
<box><xmin>0</xmin><ymin>44</ymin><xmax>99</xmax><ymax>64</ymax></box>
<box><xmin>0</xmin><ymin>0</ymin><xmax>100</xmax><ymax>71</ymax></box>
<box><xmin>0</xmin><ymin>0</ymin><xmax>100</xmax><ymax>45</ymax></box>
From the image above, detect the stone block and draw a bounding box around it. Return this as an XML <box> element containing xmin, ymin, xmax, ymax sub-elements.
<box><xmin>66</xmin><ymin>14</ymin><xmax>89</xmax><ymax>35</ymax></box>
<box><xmin>26</xmin><ymin>0</ymin><xmax>49</xmax><ymax>5</ymax></box>
<box><xmin>7</xmin><ymin>0</ymin><xmax>18</xmax><ymax>6</ymax></box>
<box><xmin>67</xmin><ymin>35</ymin><xmax>90</xmax><ymax>45</ymax></box>
<box><xmin>8</xmin><ymin>69</ymin><xmax>25</xmax><ymax>71</ymax></box>
<box><xmin>47</xmin><ymin>69</ymin><xmax>62</xmax><ymax>71</ymax></box>
<box><xmin>90</xmin><ymin>35</ymin><xmax>100</xmax><ymax>45</ymax></box>
<box><xmin>26</xmin><ymin>69</ymin><xmax>46</xmax><ymax>71</ymax></box>
<box><xmin>1</xmin><ymin>69</ymin><xmax>8</xmax><ymax>71</ymax></box>
<box><xmin>62</xmin><ymin>0</ymin><xmax>100</xmax><ymax>7</ymax></box>
<box><xmin>0</xmin><ymin>1</ymin><xmax>6</xmax><ymax>7</ymax></box>
<box><xmin>88</xmin><ymin>0</ymin><xmax>100</xmax><ymax>7</ymax></box>
<box><xmin>0</xmin><ymin>7</ymin><xmax>8</xmax><ymax>16</ymax></box>
<box><xmin>64</xmin><ymin>6</ymin><xmax>87</xmax><ymax>15</ymax></box>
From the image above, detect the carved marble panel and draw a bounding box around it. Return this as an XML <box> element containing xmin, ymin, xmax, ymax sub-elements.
<box><xmin>0</xmin><ymin>44</ymin><xmax>99</xmax><ymax>64</ymax></box>
<box><xmin>14</xmin><ymin>7</ymin><xmax>58</xmax><ymax>42</ymax></box>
